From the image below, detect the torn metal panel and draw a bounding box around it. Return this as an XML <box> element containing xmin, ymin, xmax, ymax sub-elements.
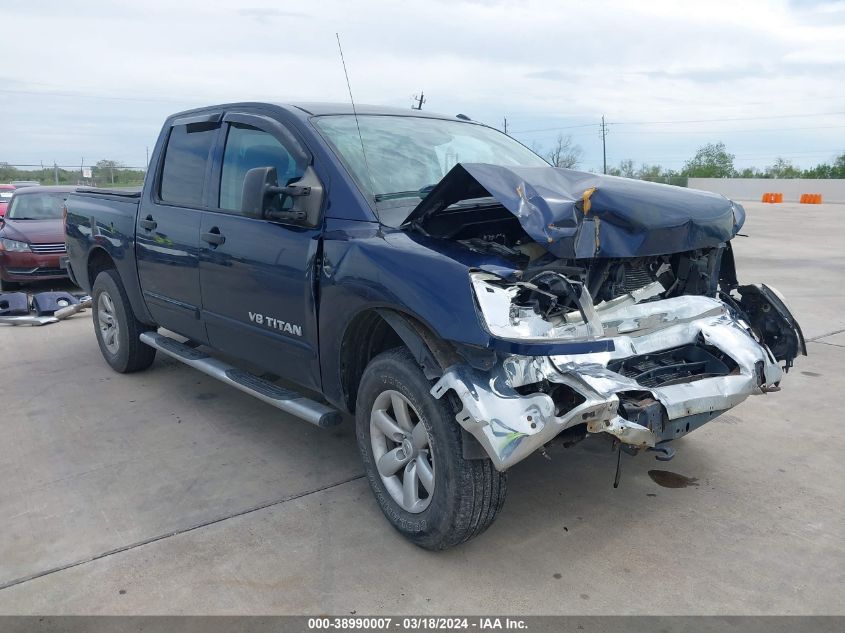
<box><xmin>406</xmin><ymin>163</ymin><xmax>745</xmax><ymax>258</ymax></box>
<box><xmin>55</xmin><ymin>297</ymin><xmax>92</xmax><ymax>320</ymax></box>
<box><xmin>470</xmin><ymin>271</ymin><xmax>603</xmax><ymax>341</ymax></box>
<box><xmin>431</xmin><ymin>363</ymin><xmax>617</xmax><ymax>471</ymax></box>
<box><xmin>433</xmin><ymin>290</ymin><xmax>787</xmax><ymax>470</ymax></box>
<box><xmin>735</xmin><ymin>283</ymin><xmax>807</xmax><ymax>369</ymax></box>
<box><xmin>0</xmin><ymin>296</ymin><xmax>90</xmax><ymax>325</ymax></box>
<box><xmin>0</xmin><ymin>315</ymin><xmax>58</xmax><ymax>326</ymax></box>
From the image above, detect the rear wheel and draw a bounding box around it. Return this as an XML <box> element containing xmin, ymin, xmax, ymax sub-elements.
<box><xmin>356</xmin><ymin>347</ymin><xmax>508</xmax><ymax>550</ymax></box>
<box><xmin>92</xmin><ymin>269</ymin><xmax>156</xmax><ymax>373</ymax></box>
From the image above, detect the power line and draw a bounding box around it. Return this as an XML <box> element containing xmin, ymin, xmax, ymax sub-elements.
<box><xmin>509</xmin><ymin>111</ymin><xmax>845</xmax><ymax>136</ymax></box>
<box><xmin>609</xmin><ymin>149</ymin><xmax>841</xmax><ymax>162</ymax></box>
<box><xmin>607</xmin><ymin>124</ymin><xmax>845</xmax><ymax>136</ymax></box>
<box><xmin>3</xmin><ymin>163</ymin><xmax>147</xmax><ymax>169</ymax></box>
<box><xmin>510</xmin><ymin>122</ymin><xmax>598</xmax><ymax>134</ymax></box>
<box><xmin>600</xmin><ymin>115</ymin><xmax>608</xmax><ymax>174</ymax></box>
<box><xmin>614</xmin><ymin>110</ymin><xmax>845</xmax><ymax>126</ymax></box>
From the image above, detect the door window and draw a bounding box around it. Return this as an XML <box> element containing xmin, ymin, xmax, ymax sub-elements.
<box><xmin>219</xmin><ymin>123</ymin><xmax>304</xmax><ymax>212</ymax></box>
<box><xmin>159</xmin><ymin>122</ymin><xmax>218</xmax><ymax>207</ymax></box>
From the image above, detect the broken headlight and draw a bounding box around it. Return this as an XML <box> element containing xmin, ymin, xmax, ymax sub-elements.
<box><xmin>470</xmin><ymin>271</ymin><xmax>603</xmax><ymax>341</ymax></box>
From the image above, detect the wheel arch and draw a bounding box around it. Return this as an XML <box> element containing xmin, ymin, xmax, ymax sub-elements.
<box><xmin>85</xmin><ymin>245</ymin><xmax>156</xmax><ymax>326</ymax></box>
<box><xmin>339</xmin><ymin>307</ymin><xmax>460</xmax><ymax>414</ymax></box>
<box><xmin>87</xmin><ymin>247</ymin><xmax>116</xmax><ymax>288</ymax></box>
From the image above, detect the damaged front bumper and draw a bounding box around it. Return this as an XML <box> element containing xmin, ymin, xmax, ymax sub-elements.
<box><xmin>431</xmin><ymin>290</ymin><xmax>789</xmax><ymax>472</ymax></box>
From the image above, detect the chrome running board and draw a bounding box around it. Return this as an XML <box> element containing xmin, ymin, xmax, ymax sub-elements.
<box><xmin>140</xmin><ymin>331</ymin><xmax>342</xmax><ymax>428</ymax></box>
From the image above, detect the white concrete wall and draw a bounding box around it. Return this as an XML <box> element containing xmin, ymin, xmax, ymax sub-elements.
<box><xmin>687</xmin><ymin>178</ymin><xmax>845</xmax><ymax>203</ymax></box>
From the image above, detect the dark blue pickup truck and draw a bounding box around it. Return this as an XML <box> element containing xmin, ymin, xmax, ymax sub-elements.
<box><xmin>64</xmin><ymin>102</ymin><xmax>804</xmax><ymax>549</ymax></box>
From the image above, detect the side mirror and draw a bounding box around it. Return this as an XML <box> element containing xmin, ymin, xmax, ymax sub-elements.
<box><xmin>241</xmin><ymin>166</ymin><xmax>324</xmax><ymax>227</ymax></box>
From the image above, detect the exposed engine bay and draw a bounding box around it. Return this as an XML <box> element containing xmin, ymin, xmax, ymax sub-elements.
<box><xmin>405</xmin><ymin>164</ymin><xmax>806</xmax><ymax>471</ymax></box>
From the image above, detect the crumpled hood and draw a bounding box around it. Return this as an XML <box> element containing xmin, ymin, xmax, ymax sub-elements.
<box><xmin>404</xmin><ymin>163</ymin><xmax>745</xmax><ymax>259</ymax></box>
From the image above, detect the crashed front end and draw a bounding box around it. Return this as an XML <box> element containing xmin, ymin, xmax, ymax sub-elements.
<box><xmin>432</xmin><ymin>280</ymin><xmax>802</xmax><ymax>470</ymax></box>
<box><xmin>411</xmin><ymin>164</ymin><xmax>805</xmax><ymax>471</ymax></box>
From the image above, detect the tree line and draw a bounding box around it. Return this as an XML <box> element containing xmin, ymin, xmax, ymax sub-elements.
<box><xmin>0</xmin><ymin>160</ymin><xmax>145</xmax><ymax>188</ymax></box>
<box><xmin>3</xmin><ymin>142</ymin><xmax>844</xmax><ymax>189</ymax></box>
<box><xmin>536</xmin><ymin>135</ymin><xmax>845</xmax><ymax>184</ymax></box>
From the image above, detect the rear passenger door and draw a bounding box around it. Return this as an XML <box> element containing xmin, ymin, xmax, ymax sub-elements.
<box><xmin>198</xmin><ymin>112</ymin><xmax>324</xmax><ymax>391</ymax></box>
<box><xmin>137</xmin><ymin>113</ymin><xmax>221</xmax><ymax>343</ymax></box>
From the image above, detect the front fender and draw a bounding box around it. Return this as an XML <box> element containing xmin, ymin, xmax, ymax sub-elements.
<box><xmin>318</xmin><ymin>220</ymin><xmax>490</xmax><ymax>408</ymax></box>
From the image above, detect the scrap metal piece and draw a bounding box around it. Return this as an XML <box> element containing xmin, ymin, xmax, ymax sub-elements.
<box><xmin>433</xmin><ymin>292</ymin><xmax>789</xmax><ymax>470</ymax></box>
<box><xmin>431</xmin><ymin>362</ymin><xmax>617</xmax><ymax>471</ymax></box>
<box><xmin>0</xmin><ymin>315</ymin><xmax>59</xmax><ymax>326</ymax></box>
<box><xmin>54</xmin><ymin>296</ymin><xmax>92</xmax><ymax>320</ymax></box>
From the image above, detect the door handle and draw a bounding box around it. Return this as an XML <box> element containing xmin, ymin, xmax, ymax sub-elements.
<box><xmin>201</xmin><ymin>227</ymin><xmax>226</xmax><ymax>246</ymax></box>
<box><xmin>139</xmin><ymin>215</ymin><xmax>157</xmax><ymax>231</ymax></box>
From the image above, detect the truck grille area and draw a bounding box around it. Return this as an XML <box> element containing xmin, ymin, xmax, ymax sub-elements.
<box><xmin>607</xmin><ymin>344</ymin><xmax>735</xmax><ymax>388</ymax></box>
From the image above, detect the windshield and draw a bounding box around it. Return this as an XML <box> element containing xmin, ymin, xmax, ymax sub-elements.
<box><xmin>313</xmin><ymin>114</ymin><xmax>548</xmax><ymax>225</ymax></box>
<box><xmin>7</xmin><ymin>193</ymin><xmax>66</xmax><ymax>220</ymax></box>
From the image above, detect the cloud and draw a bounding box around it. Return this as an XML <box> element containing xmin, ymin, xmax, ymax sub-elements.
<box><xmin>0</xmin><ymin>0</ymin><xmax>842</xmax><ymax>171</ymax></box>
<box><xmin>236</xmin><ymin>7</ymin><xmax>310</xmax><ymax>20</ymax></box>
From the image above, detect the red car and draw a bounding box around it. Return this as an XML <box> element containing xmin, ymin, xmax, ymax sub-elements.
<box><xmin>0</xmin><ymin>186</ymin><xmax>75</xmax><ymax>291</ymax></box>
<box><xmin>0</xmin><ymin>184</ymin><xmax>15</xmax><ymax>217</ymax></box>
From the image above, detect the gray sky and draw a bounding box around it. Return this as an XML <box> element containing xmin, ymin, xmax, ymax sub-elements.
<box><xmin>2</xmin><ymin>0</ymin><xmax>843</xmax><ymax>172</ymax></box>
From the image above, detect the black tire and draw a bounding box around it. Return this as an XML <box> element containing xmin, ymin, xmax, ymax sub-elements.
<box><xmin>92</xmin><ymin>269</ymin><xmax>156</xmax><ymax>373</ymax></box>
<box><xmin>356</xmin><ymin>347</ymin><xmax>507</xmax><ymax>550</ymax></box>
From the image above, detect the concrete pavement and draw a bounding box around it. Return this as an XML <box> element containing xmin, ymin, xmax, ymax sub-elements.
<box><xmin>0</xmin><ymin>202</ymin><xmax>842</xmax><ymax>614</ymax></box>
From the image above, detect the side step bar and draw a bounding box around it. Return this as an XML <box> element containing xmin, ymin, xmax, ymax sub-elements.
<box><xmin>140</xmin><ymin>331</ymin><xmax>342</xmax><ymax>428</ymax></box>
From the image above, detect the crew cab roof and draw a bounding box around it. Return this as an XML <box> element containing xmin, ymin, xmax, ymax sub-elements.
<box><xmin>166</xmin><ymin>102</ymin><xmax>469</xmax><ymax>123</ymax></box>
<box><xmin>286</xmin><ymin>102</ymin><xmax>461</xmax><ymax>120</ymax></box>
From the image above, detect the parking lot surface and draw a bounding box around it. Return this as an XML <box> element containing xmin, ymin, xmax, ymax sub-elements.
<box><xmin>0</xmin><ymin>201</ymin><xmax>843</xmax><ymax>614</ymax></box>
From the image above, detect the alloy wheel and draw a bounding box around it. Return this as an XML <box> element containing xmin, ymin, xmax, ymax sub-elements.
<box><xmin>97</xmin><ymin>291</ymin><xmax>120</xmax><ymax>354</ymax></box>
<box><xmin>370</xmin><ymin>390</ymin><xmax>435</xmax><ymax>513</ymax></box>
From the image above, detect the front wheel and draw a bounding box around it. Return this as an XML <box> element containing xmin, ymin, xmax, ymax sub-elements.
<box><xmin>92</xmin><ymin>269</ymin><xmax>156</xmax><ymax>373</ymax></box>
<box><xmin>356</xmin><ymin>347</ymin><xmax>507</xmax><ymax>550</ymax></box>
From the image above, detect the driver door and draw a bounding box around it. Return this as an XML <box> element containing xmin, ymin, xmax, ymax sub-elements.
<box><xmin>198</xmin><ymin>112</ymin><xmax>323</xmax><ymax>392</ymax></box>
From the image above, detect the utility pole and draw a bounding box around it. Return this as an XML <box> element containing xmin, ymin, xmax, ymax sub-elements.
<box><xmin>53</xmin><ymin>162</ymin><xmax>59</xmax><ymax>185</ymax></box>
<box><xmin>146</xmin><ymin>146</ymin><xmax>150</xmax><ymax>170</ymax></box>
<box><xmin>600</xmin><ymin>115</ymin><xmax>608</xmax><ymax>174</ymax></box>
<box><xmin>502</xmin><ymin>117</ymin><xmax>508</xmax><ymax>135</ymax></box>
<box><xmin>412</xmin><ymin>91</ymin><xmax>426</xmax><ymax>110</ymax></box>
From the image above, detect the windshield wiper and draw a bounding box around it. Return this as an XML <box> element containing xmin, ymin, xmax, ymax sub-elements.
<box><xmin>374</xmin><ymin>184</ymin><xmax>440</xmax><ymax>203</ymax></box>
<box><xmin>374</xmin><ymin>191</ymin><xmax>421</xmax><ymax>202</ymax></box>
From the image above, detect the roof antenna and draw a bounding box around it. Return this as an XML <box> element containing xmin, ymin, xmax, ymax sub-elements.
<box><xmin>335</xmin><ymin>33</ymin><xmax>377</xmax><ymax>205</ymax></box>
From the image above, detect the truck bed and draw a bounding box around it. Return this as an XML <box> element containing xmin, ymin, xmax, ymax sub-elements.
<box><xmin>64</xmin><ymin>189</ymin><xmax>146</xmax><ymax>320</ymax></box>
